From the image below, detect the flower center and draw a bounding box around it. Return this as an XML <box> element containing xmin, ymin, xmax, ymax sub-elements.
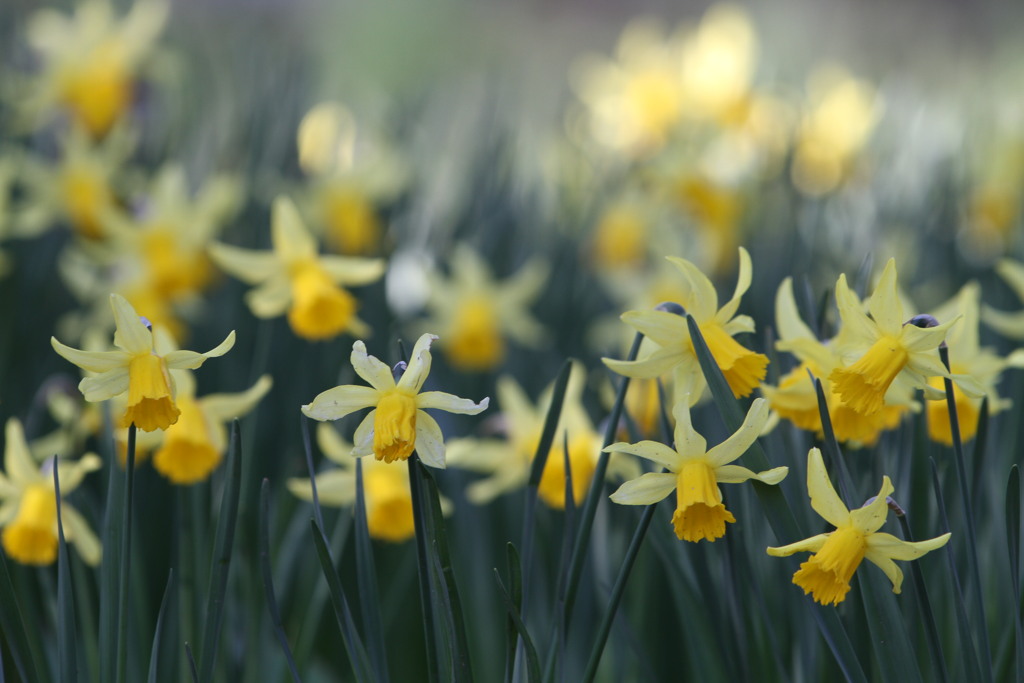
<box><xmin>1</xmin><ymin>485</ymin><xmax>59</xmax><ymax>566</ymax></box>
<box><xmin>323</xmin><ymin>186</ymin><xmax>381</xmax><ymax>255</ymax></box>
<box><xmin>537</xmin><ymin>434</ymin><xmax>599</xmax><ymax>510</ymax></box>
<box><xmin>152</xmin><ymin>397</ymin><xmax>221</xmax><ymax>484</ymax></box>
<box><xmin>792</xmin><ymin>525</ymin><xmax>867</xmax><ymax>605</ymax></box>
<box><xmin>124</xmin><ymin>353</ymin><xmax>180</xmax><ymax>432</ymax></box>
<box><xmin>142</xmin><ymin>228</ymin><xmax>213</xmax><ymax>299</ymax></box>
<box><xmin>287</xmin><ymin>259</ymin><xmax>357</xmax><ymax>340</ymax></box>
<box><xmin>446</xmin><ymin>296</ymin><xmax>505</xmax><ymax>371</ymax></box>
<box><xmin>57</xmin><ymin>41</ymin><xmax>132</xmax><ymax>137</ymax></box>
<box><xmin>592</xmin><ymin>206</ymin><xmax>648</xmax><ymax>268</ymax></box>
<box><xmin>364</xmin><ymin>464</ymin><xmax>415</xmax><ymax>542</ymax></box>
<box><xmin>693</xmin><ymin>322</ymin><xmax>768</xmax><ymax>398</ymax></box>
<box><xmin>672</xmin><ymin>460</ymin><xmax>735</xmax><ymax>542</ymax></box>
<box><xmin>61</xmin><ymin>164</ymin><xmax>112</xmax><ymax>239</ymax></box>
<box><xmin>829</xmin><ymin>335</ymin><xmax>908</xmax><ymax>416</ymax></box>
<box><xmin>373</xmin><ymin>390</ymin><xmax>418</xmax><ymax>463</ymax></box>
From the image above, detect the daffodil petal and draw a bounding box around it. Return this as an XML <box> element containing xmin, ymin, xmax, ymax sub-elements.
<box><xmin>50</xmin><ymin>338</ymin><xmax>129</xmax><ymax>373</ymax></box>
<box><xmin>54</xmin><ymin>454</ymin><xmax>101</xmax><ymax>492</ymax></box>
<box><xmin>319</xmin><ymin>256</ymin><xmax>386</xmax><ymax>285</ymax></box>
<box><xmin>271</xmin><ymin>196</ymin><xmax>317</xmax><ymax>262</ymax></box>
<box><xmin>806</xmin><ymin>447</ymin><xmax>850</xmax><ymax>529</ymax></box>
<box><xmin>865</xmin><ymin>531</ymin><xmax>951</xmax><ymax>560</ymax></box>
<box><xmin>417</xmin><ymin>391</ymin><xmax>489</xmax><ymax>415</ymax></box>
<box><xmin>315</xmin><ymin>423</ymin><xmax>355</xmax><ymax>466</ymax></box>
<box><xmin>672</xmin><ymin>402</ymin><xmax>707</xmax><ymax>461</ymax></box>
<box><xmin>867</xmin><ymin>259</ymin><xmax>903</xmax><ymax>334</ymax></box>
<box><xmin>200</xmin><ymin>375</ymin><xmax>273</xmax><ymax>422</ymax></box>
<box><xmin>4</xmin><ymin>420</ymin><xmax>39</xmax><ymax>488</ymax></box>
<box><xmin>609</xmin><ymin>472</ymin><xmax>677</xmax><ymax>505</ymax></box>
<box><xmin>849</xmin><ymin>476</ymin><xmax>894</xmax><ymax>534</ymax></box>
<box><xmin>398</xmin><ymin>333</ymin><xmax>436</xmax><ymax>393</ymax></box>
<box><xmin>603</xmin><ymin>441</ymin><xmax>681</xmax><ymax>470</ymax></box>
<box><xmin>716</xmin><ymin>464</ymin><xmax>788</xmax><ymax>485</ymax></box>
<box><xmin>775</xmin><ymin>277</ymin><xmax>817</xmax><ymax>342</ymax></box>
<box><xmin>414</xmin><ymin>410</ymin><xmax>446</xmax><ymax>469</ymax></box>
<box><xmin>864</xmin><ymin>552</ymin><xmax>904</xmax><ymax>593</ymax></box>
<box><xmin>352</xmin><ymin>411</ymin><xmax>376</xmax><ymax>455</ymax></box>
<box><xmin>302</xmin><ymin>385</ymin><xmax>379</xmax><ymax>421</ymax></box>
<box><xmin>666</xmin><ymin>255</ymin><xmax>717</xmax><ymax>320</ymax></box>
<box><xmin>766</xmin><ymin>532</ymin><xmax>830</xmax><ymax>557</ymax></box>
<box><xmin>716</xmin><ymin>246</ymin><xmax>752</xmax><ymax>324</ymax></box>
<box><xmin>722</xmin><ymin>314</ymin><xmax>755</xmax><ymax>336</ymax></box>
<box><xmin>981</xmin><ymin>307</ymin><xmax>1024</xmax><ymax>340</ymax></box>
<box><xmin>620</xmin><ymin>310</ymin><xmax>687</xmax><ymax>346</ymax></box>
<box><xmin>208</xmin><ymin>242</ymin><xmax>281</xmax><ymax>284</ymax></box>
<box><xmin>604</xmin><ymin>345</ymin><xmax>688</xmax><ymax>380</ymax></box>
<box><xmin>835</xmin><ymin>274</ymin><xmax>877</xmax><ymax>343</ymax></box>
<box><xmin>467</xmin><ymin>467</ymin><xmax>528</xmax><ymax>504</ymax></box>
<box><xmin>245</xmin><ymin>276</ymin><xmax>291</xmax><ymax>318</ymax></box>
<box><xmin>349</xmin><ymin>341</ymin><xmax>396</xmax><ymax>391</ymax></box>
<box><xmin>287</xmin><ymin>470</ymin><xmax>356</xmax><ymax>506</ymax></box>
<box><xmin>60</xmin><ymin>502</ymin><xmax>102</xmax><ymax>566</ymax></box>
<box><xmin>705</xmin><ymin>398</ymin><xmax>769</xmax><ymax>467</ymax></box>
<box><xmin>110</xmin><ymin>294</ymin><xmax>154</xmax><ymax>354</ymax></box>
<box><xmin>164</xmin><ymin>331</ymin><xmax>236</xmax><ymax>370</ymax></box>
<box><xmin>79</xmin><ymin>368</ymin><xmax>130</xmax><ymax>402</ymax></box>
<box><xmin>901</xmin><ymin>318</ymin><xmax>959</xmax><ymax>352</ymax></box>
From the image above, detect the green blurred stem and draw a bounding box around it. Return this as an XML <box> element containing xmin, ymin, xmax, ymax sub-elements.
<box><xmin>116</xmin><ymin>424</ymin><xmax>136</xmax><ymax>683</ymax></box>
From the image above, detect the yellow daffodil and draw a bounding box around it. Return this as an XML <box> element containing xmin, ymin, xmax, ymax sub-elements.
<box><xmin>0</xmin><ymin>419</ymin><xmax>102</xmax><ymax>566</ymax></box>
<box><xmin>51</xmin><ymin>293</ymin><xmax>235</xmax><ymax>431</ymax></box>
<box><xmin>925</xmin><ymin>282</ymin><xmax>1024</xmax><ymax>445</ymax></box>
<box><xmin>301</xmin><ymin>333</ymin><xmax>489</xmax><ymax>468</ymax></box>
<box><xmin>761</xmin><ymin>277</ymin><xmax>908</xmax><ymax>445</ymax></box>
<box><xmin>608</xmin><ymin>398</ymin><xmax>786</xmax><ymax>542</ymax></box>
<box><xmin>829</xmin><ymin>258</ymin><xmax>960</xmax><ymax>417</ymax></box>
<box><xmin>791</xmin><ymin>65</ymin><xmax>882</xmax><ymax>196</ymax></box>
<box><xmin>982</xmin><ymin>259</ymin><xmax>1024</xmax><ymax>339</ymax></box>
<box><xmin>288</xmin><ymin>424</ymin><xmax>451</xmax><ymax>542</ymax></box>
<box><xmin>18</xmin><ymin>0</ymin><xmax>168</xmax><ymax>137</ymax></box>
<box><xmin>423</xmin><ymin>244</ymin><xmax>549</xmax><ymax>371</ymax></box>
<box><xmin>768</xmin><ymin>448</ymin><xmax>950</xmax><ymax>605</ymax></box>
<box><xmin>678</xmin><ymin>4</ymin><xmax>757</xmax><ymax>126</ymax></box>
<box><xmin>448</xmin><ymin>361</ymin><xmax>636</xmax><ymax>509</ymax></box>
<box><xmin>209</xmin><ymin>196</ymin><xmax>384</xmax><ymax>341</ymax></box>
<box><xmin>603</xmin><ymin>247</ymin><xmax>768</xmax><ymax>405</ymax></box>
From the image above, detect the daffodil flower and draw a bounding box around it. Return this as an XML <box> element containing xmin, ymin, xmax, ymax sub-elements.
<box><xmin>287</xmin><ymin>424</ymin><xmax>450</xmax><ymax>542</ymax></box>
<box><xmin>603</xmin><ymin>247</ymin><xmax>769</xmax><ymax>404</ymax></box>
<box><xmin>982</xmin><ymin>258</ymin><xmax>1024</xmax><ymax>340</ymax></box>
<box><xmin>607</xmin><ymin>397</ymin><xmax>787</xmax><ymax>542</ymax></box>
<box><xmin>0</xmin><ymin>419</ymin><xmax>102</xmax><ymax>566</ymax></box>
<box><xmin>768</xmin><ymin>447</ymin><xmax>950</xmax><ymax>605</ymax></box>
<box><xmin>51</xmin><ymin>293</ymin><xmax>235</xmax><ymax>431</ymax></box>
<box><xmin>209</xmin><ymin>196</ymin><xmax>384</xmax><ymax>341</ymax></box>
<box><xmin>301</xmin><ymin>333</ymin><xmax>489</xmax><ymax>468</ymax></box>
<box><xmin>422</xmin><ymin>244</ymin><xmax>549</xmax><ymax>371</ymax></box>
<box><xmin>829</xmin><ymin>258</ymin><xmax>960</xmax><ymax>416</ymax></box>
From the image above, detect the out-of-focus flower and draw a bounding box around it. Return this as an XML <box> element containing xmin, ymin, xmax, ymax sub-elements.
<box><xmin>960</xmin><ymin>138</ymin><xmax>1024</xmax><ymax>264</ymax></box>
<box><xmin>448</xmin><ymin>361</ymin><xmax>634</xmax><ymax>509</ymax></box>
<box><xmin>925</xmin><ymin>282</ymin><xmax>1024</xmax><ymax>445</ymax></box>
<box><xmin>302</xmin><ymin>333</ymin><xmax>489</xmax><ymax>469</ymax></box>
<box><xmin>18</xmin><ymin>0</ymin><xmax>168</xmax><ymax>137</ymax></box>
<box><xmin>14</xmin><ymin>126</ymin><xmax>134</xmax><ymax>240</ymax></box>
<box><xmin>982</xmin><ymin>259</ymin><xmax>1024</xmax><ymax>339</ymax></box>
<box><xmin>768</xmin><ymin>448</ymin><xmax>950</xmax><ymax>605</ymax></box>
<box><xmin>0</xmin><ymin>418</ymin><xmax>102</xmax><ymax>566</ymax></box>
<box><xmin>791</xmin><ymin>66</ymin><xmax>882</xmax><ymax>196</ymax></box>
<box><xmin>603</xmin><ymin>247</ymin><xmax>768</xmax><ymax>404</ymax></box>
<box><xmin>829</xmin><ymin>258</ymin><xmax>968</xmax><ymax>417</ymax></box>
<box><xmin>760</xmin><ymin>277</ymin><xmax>908</xmax><ymax>445</ymax></box>
<box><xmin>422</xmin><ymin>245</ymin><xmax>548</xmax><ymax>372</ymax></box>
<box><xmin>209</xmin><ymin>196</ymin><xmax>384</xmax><ymax>341</ymax></box>
<box><xmin>296</xmin><ymin>102</ymin><xmax>407</xmax><ymax>255</ymax></box>
<box><xmin>51</xmin><ymin>293</ymin><xmax>235</xmax><ymax>431</ymax></box>
<box><xmin>609</xmin><ymin>398</ymin><xmax>785</xmax><ymax>542</ymax></box>
<box><xmin>288</xmin><ymin>424</ymin><xmax>450</xmax><ymax>542</ymax></box>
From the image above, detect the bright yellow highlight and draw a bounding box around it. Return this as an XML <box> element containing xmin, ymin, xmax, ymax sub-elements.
<box><xmin>926</xmin><ymin>375</ymin><xmax>979</xmax><ymax>446</ymax></box>
<box><xmin>123</xmin><ymin>352</ymin><xmax>179</xmax><ymax>431</ymax></box>
<box><xmin>447</xmin><ymin>296</ymin><xmax>505</xmax><ymax>371</ymax></box>
<box><xmin>373</xmin><ymin>391</ymin><xmax>418</xmax><ymax>463</ymax></box>
<box><xmin>698</xmin><ymin>322</ymin><xmax>768</xmax><ymax>398</ymax></box>
<box><xmin>672</xmin><ymin>461</ymin><xmax>735</xmax><ymax>542</ymax></box>
<box><xmin>152</xmin><ymin>397</ymin><xmax>219</xmax><ymax>484</ymax></box>
<box><xmin>142</xmin><ymin>228</ymin><xmax>214</xmax><ymax>299</ymax></box>
<box><xmin>288</xmin><ymin>259</ymin><xmax>358</xmax><ymax>340</ymax></box>
<box><xmin>538</xmin><ymin>435</ymin><xmax>599</xmax><ymax>510</ymax></box>
<box><xmin>592</xmin><ymin>205</ymin><xmax>648</xmax><ymax>268</ymax></box>
<box><xmin>1</xmin><ymin>485</ymin><xmax>59</xmax><ymax>566</ymax></box>
<box><xmin>363</xmin><ymin>464</ymin><xmax>416</xmax><ymax>541</ymax></box>
<box><xmin>830</xmin><ymin>336</ymin><xmax>908</xmax><ymax>416</ymax></box>
<box><xmin>57</xmin><ymin>43</ymin><xmax>131</xmax><ymax>138</ymax></box>
<box><xmin>323</xmin><ymin>187</ymin><xmax>381</xmax><ymax>255</ymax></box>
<box><xmin>61</xmin><ymin>164</ymin><xmax>112</xmax><ymax>239</ymax></box>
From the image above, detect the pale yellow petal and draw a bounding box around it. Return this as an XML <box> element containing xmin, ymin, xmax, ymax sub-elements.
<box><xmin>416</xmin><ymin>392</ymin><xmax>489</xmax><ymax>415</ymax></box>
<box><xmin>609</xmin><ymin>472</ymin><xmax>677</xmax><ymax>505</ymax></box>
<box><xmin>671</xmin><ymin>401</ymin><xmax>707</xmax><ymax>461</ymax></box>
<box><xmin>604</xmin><ymin>441</ymin><xmax>681</xmax><ymax>471</ymax></box>
<box><xmin>302</xmin><ymin>385</ymin><xmax>379</xmax><ymax>421</ymax></box>
<box><xmin>271</xmin><ymin>196</ymin><xmax>318</xmax><ymax>262</ymax></box>
<box><xmin>79</xmin><ymin>368</ymin><xmax>130</xmax><ymax>402</ymax></box>
<box><xmin>806</xmin><ymin>447</ymin><xmax>850</xmax><ymax>529</ymax></box>
<box><xmin>54</xmin><ymin>454</ymin><xmax>102</xmax><ymax>493</ymax></box>
<box><xmin>51</xmin><ymin>338</ymin><xmax>129</xmax><ymax>373</ymax></box>
<box><xmin>716</xmin><ymin>464</ymin><xmax>788</xmax><ymax>485</ymax></box>
<box><xmin>865</xmin><ymin>531</ymin><xmax>950</xmax><ymax>560</ymax></box>
<box><xmin>867</xmin><ymin>259</ymin><xmax>903</xmax><ymax>334</ymax></box>
<box><xmin>245</xmin><ymin>277</ymin><xmax>291</xmax><ymax>318</ymax></box>
<box><xmin>208</xmin><ymin>242</ymin><xmax>280</xmax><ymax>284</ymax></box>
<box><xmin>4</xmin><ymin>420</ymin><xmax>39</xmax><ymax>487</ymax></box>
<box><xmin>315</xmin><ymin>423</ymin><xmax>356</xmax><ymax>466</ymax></box>
<box><xmin>834</xmin><ymin>273</ymin><xmax>877</xmax><ymax>344</ymax></box>
<box><xmin>766</xmin><ymin>532</ymin><xmax>830</xmax><ymax>556</ymax></box>
<box><xmin>350</xmin><ymin>340</ymin><xmax>396</xmax><ymax>391</ymax></box>
<box><xmin>319</xmin><ymin>256</ymin><xmax>386</xmax><ymax>286</ymax></box>
<box><xmin>414</xmin><ymin>410</ymin><xmax>446</xmax><ymax>468</ymax></box>
<box><xmin>665</xmin><ymin>256</ymin><xmax>717</xmax><ymax>320</ymax></box>
<box><xmin>200</xmin><ymin>375</ymin><xmax>273</xmax><ymax>422</ymax></box>
<box><xmin>620</xmin><ymin>309</ymin><xmax>687</xmax><ymax>346</ymax></box>
<box><xmin>164</xmin><ymin>331</ymin><xmax>236</xmax><ymax>370</ymax></box>
<box><xmin>715</xmin><ymin>246</ymin><xmax>752</xmax><ymax>325</ymax></box>
<box><xmin>110</xmin><ymin>294</ymin><xmax>153</xmax><ymax>354</ymax></box>
<box><xmin>775</xmin><ymin>277</ymin><xmax>816</xmax><ymax>343</ymax></box>
<box><xmin>287</xmin><ymin>471</ymin><xmax>356</xmax><ymax>506</ymax></box>
<box><xmin>398</xmin><ymin>333</ymin><xmax>436</xmax><ymax>393</ymax></box>
<box><xmin>60</xmin><ymin>503</ymin><xmax>102</xmax><ymax>566</ymax></box>
<box><xmin>705</xmin><ymin>397</ymin><xmax>769</xmax><ymax>467</ymax></box>
<box><xmin>864</xmin><ymin>553</ymin><xmax>903</xmax><ymax>594</ymax></box>
<box><xmin>849</xmin><ymin>476</ymin><xmax>894</xmax><ymax>534</ymax></box>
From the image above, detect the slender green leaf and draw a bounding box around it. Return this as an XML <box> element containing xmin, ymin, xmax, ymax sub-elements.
<box><xmin>0</xmin><ymin>543</ymin><xmax>43</xmax><ymax>682</ymax></box>
<box><xmin>309</xmin><ymin>519</ymin><xmax>375</xmax><ymax>682</ymax></box>
<box><xmin>494</xmin><ymin>570</ymin><xmax>540</xmax><ymax>683</ymax></box>
<box><xmin>526</xmin><ymin>360</ymin><xmax>573</xmax><ymax>489</ymax></box>
<box><xmin>53</xmin><ymin>464</ymin><xmax>77</xmax><ymax>683</ymax></box>
<box><xmin>116</xmin><ymin>424</ymin><xmax>137</xmax><ymax>683</ymax></box>
<box><xmin>185</xmin><ymin>643</ymin><xmax>199</xmax><ymax>683</ymax></box>
<box><xmin>258</xmin><ymin>479</ymin><xmax>301</xmax><ymax>683</ymax></box>
<box><xmin>503</xmin><ymin>544</ymin><xmax>524</xmax><ymax>683</ymax></box>
<box><xmin>407</xmin><ymin>456</ymin><xmax>441</xmax><ymax>683</ymax></box>
<box><xmin>1006</xmin><ymin>466</ymin><xmax>1023</xmax><ymax>683</ymax></box>
<box><xmin>199</xmin><ymin>420</ymin><xmax>243</xmax><ymax>683</ymax></box>
<box><xmin>896</xmin><ymin>515</ymin><xmax>949</xmax><ymax>683</ymax></box>
<box><xmin>353</xmin><ymin>457</ymin><xmax>389</xmax><ymax>683</ymax></box>
<box><xmin>147</xmin><ymin>571</ymin><xmax>177</xmax><ymax>683</ymax></box>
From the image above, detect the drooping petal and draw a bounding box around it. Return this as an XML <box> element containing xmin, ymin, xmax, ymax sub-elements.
<box><xmin>50</xmin><ymin>338</ymin><xmax>129</xmax><ymax>373</ymax></box>
<box><xmin>302</xmin><ymin>385</ymin><xmax>379</xmax><ymax>421</ymax></box>
<box><xmin>350</xmin><ymin>340</ymin><xmax>396</xmax><ymax>391</ymax></box>
<box><xmin>765</xmin><ymin>533</ymin><xmax>831</xmax><ymax>557</ymax></box>
<box><xmin>775</xmin><ymin>277</ymin><xmax>817</xmax><ymax>343</ymax></box>
<box><xmin>716</xmin><ymin>464</ymin><xmax>788</xmax><ymax>485</ymax></box>
<box><xmin>865</xmin><ymin>531</ymin><xmax>951</xmax><ymax>560</ymax></box>
<box><xmin>715</xmin><ymin>247</ymin><xmax>752</xmax><ymax>325</ymax></box>
<box><xmin>200</xmin><ymin>375</ymin><xmax>273</xmax><ymax>422</ymax></box>
<box><xmin>849</xmin><ymin>476</ymin><xmax>894</xmax><ymax>534</ymax></box>
<box><xmin>413</xmin><ymin>410</ymin><xmax>446</xmax><ymax>469</ymax></box>
<box><xmin>79</xmin><ymin>367</ymin><xmax>130</xmax><ymax>402</ymax></box>
<box><xmin>863</xmin><ymin>552</ymin><xmax>904</xmax><ymax>594</ymax></box>
<box><xmin>59</xmin><ymin>503</ymin><xmax>102</xmax><ymax>566</ymax></box>
<box><xmin>110</xmin><ymin>294</ymin><xmax>154</xmax><ymax>354</ymax></box>
<box><xmin>806</xmin><ymin>447</ymin><xmax>850</xmax><ymax>529</ymax></box>
<box><xmin>705</xmin><ymin>398</ymin><xmax>769</xmax><ymax>467</ymax></box>
<box><xmin>603</xmin><ymin>345</ymin><xmax>688</xmax><ymax>379</ymax></box>
<box><xmin>398</xmin><ymin>333</ymin><xmax>437</xmax><ymax>393</ymax></box>
<box><xmin>867</xmin><ymin>259</ymin><xmax>903</xmax><ymax>335</ymax></box>
<box><xmin>164</xmin><ymin>332</ymin><xmax>236</xmax><ymax>370</ymax></box>
<box><xmin>609</xmin><ymin>472</ymin><xmax>677</xmax><ymax>505</ymax></box>
<box><xmin>416</xmin><ymin>391</ymin><xmax>489</xmax><ymax>415</ymax></box>
<box><xmin>315</xmin><ymin>423</ymin><xmax>357</xmax><ymax>466</ymax></box>
<box><xmin>672</xmin><ymin>402</ymin><xmax>707</xmax><ymax>461</ymax></box>
<box><xmin>603</xmin><ymin>441</ymin><xmax>681</xmax><ymax>471</ymax></box>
